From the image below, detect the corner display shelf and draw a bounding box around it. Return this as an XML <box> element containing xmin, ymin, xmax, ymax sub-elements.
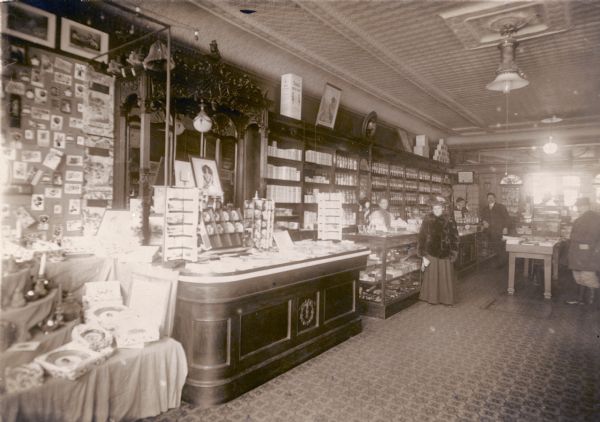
<box><xmin>346</xmin><ymin>232</ymin><xmax>421</xmax><ymax>319</ymax></box>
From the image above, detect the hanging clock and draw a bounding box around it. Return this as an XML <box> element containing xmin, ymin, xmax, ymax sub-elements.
<box><xmin>361</xmin><ymin>111</ymin><xmax>377</xmax><ymax>139</ymax></box>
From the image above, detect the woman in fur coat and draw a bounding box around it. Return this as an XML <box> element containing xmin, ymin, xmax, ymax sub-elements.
<box><xmin>418</xmin><ymin>197</ymin><xmax>459</xmax><ymax>306</ymax></box>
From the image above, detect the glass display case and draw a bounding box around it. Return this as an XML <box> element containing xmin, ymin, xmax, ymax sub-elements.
<box><xmin>346</xmin><ymin>232</ymin><xmax>421</xmax><ymax>319</ymax></box>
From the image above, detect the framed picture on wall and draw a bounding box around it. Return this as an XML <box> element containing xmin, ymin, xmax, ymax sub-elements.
<box><xmin>60</xmin><ymin>18</ymin><xmax>109</xmax><ymax>63</ymax></box>
<box><xmin>315</xmin><ymin>83</ymin><xmax>342</xmax><ymax>129</ymax></box>
<box><xmin>190</xmin><ymin>157</ymin><xmax>223</xmax><ymax>197</ymax></box>
<box><xmin>458</xmin><ymin>171</ymin><xmax>474</xmax><ymax>184</ymax></box>
<box><xmin>1</xmin><ymin>3</ymin><xmax>56</xmax><ymax>48</ymax></box>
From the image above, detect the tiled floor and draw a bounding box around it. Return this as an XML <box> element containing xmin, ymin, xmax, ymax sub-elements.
<box><xmin>144</xmin><ymin>264</ymin><xmax>600</xmax><ymax>421</ymax></box>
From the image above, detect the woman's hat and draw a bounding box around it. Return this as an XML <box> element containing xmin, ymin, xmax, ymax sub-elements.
<box><xmin>429</xmin><ymin>195</ymin><xmax>446</xmax><ymax>206</ymax></box>
<box><xmin>575</xmin><ymin>197</ymin><xmax>590</xmax><ymax>207</ymax></box>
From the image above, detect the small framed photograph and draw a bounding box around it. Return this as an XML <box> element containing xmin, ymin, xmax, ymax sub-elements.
<box><xmin>44</xmin><ymin>187</ymin><xmax>62</xmax><ymax>199</ymax></box>
<box><xmin>60</xmin><ymin>18</ymin><xmax>108</xmax><ymax>63</ymax></box>
<box><xmin>66</xmin><ymin>155</ymin><xmax>83</xmax><ymax>166</ymax></box>
<box><xmin>31</xmin><ymin>194</ymin><xmax>45</xmax><ymax>211</ymax></box>
<box><xmin>64</xmin><ymin>183</ymin><xmax>82</xmax><ymax>195</ymax></box>
<box><xmin>191</xmin><ymin>157</ymin><xmax>223</xmax><ymax>196</ymax></box>
<box><xmin>1</xmin><ymin>3</ymin><xmax>56</xmax><ymax>48</ymax></box>
<box><xmin>50</xmin><ymin>115</ymin><xmax>63</xmax><ymax>130</ymax></box>
<box><xmin>21</xmin><ymin>150</ymin><xmax>42</xmax><ymax>163</ymax></box>
<box><xmin>68</xmin><ymin>199</ymin><xmax>81</xmax><ymax>215</ymax></box>
<box><xmin>65</xmin><ymin>170</ymin><xmax>83</xmax><ymax>182</ymax></box>
<box><xmin>316</xmin><ymin>83</ymin><xmax>342</xmax><ymax>129</ymax></box>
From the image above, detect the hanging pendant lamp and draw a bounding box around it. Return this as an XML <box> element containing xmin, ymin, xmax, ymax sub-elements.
<box><xmin>486</xmin><ymin>26</ymin><xmax>529</xmax><ymax>93</ymax></box>
<box><xmin>143</xmin><ymin>40</ymin><xmax>175</xmax><ymax>72</ymax></box>
<box><xmin>193</xmin><ymin>102</ymin><xmax>213</xmax><ymax>133</ymax></box>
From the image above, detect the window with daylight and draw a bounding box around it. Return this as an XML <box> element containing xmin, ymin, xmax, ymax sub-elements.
<box><xmin>531</xmin><ymin>173</ymin><xmax>580</xmax><ymax>206</ymax></box>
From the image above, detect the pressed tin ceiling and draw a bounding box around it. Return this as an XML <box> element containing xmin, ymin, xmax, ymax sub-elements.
<box><xmin>125</xmin><ymin>0</ymin><xmax>600</xmax><ymax>142</ymax></box>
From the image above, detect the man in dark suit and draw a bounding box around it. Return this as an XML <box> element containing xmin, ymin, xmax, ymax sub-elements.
<box><xmin>480</xmin><ymin>192</ymin><xmax>511</xmax><ymax>267</ymax></box>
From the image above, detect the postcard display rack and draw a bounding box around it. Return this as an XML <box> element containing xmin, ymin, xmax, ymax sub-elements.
<box><xmin>198</xmin><ymin>197</ymin><xmax>245</xmax><ymax>251</ymax></box>
<box><xmin>1</xmin><ymin>43</ymin><xmax>115</xmax><ymax>243</ymax></box>
<box><xmin>163</xmin><ymin>188</ymin><xmax>199</xmax><ymax>261</ymax></box>
<box><xmin>316</xmin><ymin>192</ymin><xmax>343</xmax><ymax>241</ymax></box>
<box><xmin>347</xmin><ymin>233</ymin><xmax>422</xmax><ymax>319</ymax></box>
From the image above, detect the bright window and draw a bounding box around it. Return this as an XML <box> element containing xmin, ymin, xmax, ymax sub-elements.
<box><xmin>531</xmin><ymin>173</ymin><xmax>580</xmax><ymax>206</ymax></box>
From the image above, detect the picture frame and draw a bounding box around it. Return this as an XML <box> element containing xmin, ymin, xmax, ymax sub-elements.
<box><xmin>315</xmin><ymin>83</ymin><xmax>342</xmax><ymax>129</ymax></box>
<box><xmin>60</xmin><ymin>18</ymin><xmax>108</xmax><ymax>63</ymax></box>
<box><xmin>174</xmin><ymin>160</ymin><xmax>196</xmax><ymax>188</ymax></box>
<box><xmin>1</xmin><ymin>3</ymin><xmax>56</xmax><ymax>48</ymax></box>
<box><xmin>190</xmin><ymin>157</ymin><xmax>223</xmax><ymax>197</ymax></box>
<box><xmin>457</xmin><ymin>171</ymin><xmax>474</xmax><ymax>184</ymax></box>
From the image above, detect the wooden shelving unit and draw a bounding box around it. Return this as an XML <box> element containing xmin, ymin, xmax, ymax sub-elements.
<box><xmin>262</xmin><ymin>113</ymin><xmax>454</xmax><ymax>235</ymax></box>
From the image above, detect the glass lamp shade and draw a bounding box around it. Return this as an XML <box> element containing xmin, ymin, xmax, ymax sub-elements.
<box><xmin>486</xmin><ymin>71</ymin><xmax>529</xmax><ymax>93</ymax></box>
<box><xmin>543</xmin><ymin>139</ymin><xmax>558</xmax><ymax>154</ymax></box>
<box><xmin>193</xmin><ymin>106</ymin><xmax>213</xmax><ymax>133</ymax></box>
<box><xmin>143</xmin><ymin>40</ymin><xmax>175</xmax><ymax>72</ymax></box>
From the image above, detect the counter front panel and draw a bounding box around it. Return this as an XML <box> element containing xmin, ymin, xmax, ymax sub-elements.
<box><xmin>174</xmin><ymin>249</ymin><xmax>369</xmax><ymax>407</ymax></box>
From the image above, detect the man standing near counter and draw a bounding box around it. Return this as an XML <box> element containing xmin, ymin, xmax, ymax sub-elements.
<box><xmin>480</xmin><ymin>192</ymin><xmax>510</xmax><ymax>267</ymax></box>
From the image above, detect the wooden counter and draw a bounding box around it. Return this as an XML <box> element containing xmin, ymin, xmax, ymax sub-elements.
<box><xmin>173</xmin><ymin>248</ymin><xmax>369</xmax><ymax>407</ymax></box>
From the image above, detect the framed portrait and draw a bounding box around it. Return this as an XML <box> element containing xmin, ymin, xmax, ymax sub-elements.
<box><xmin>1</xmin><ymin>3</ymin><xmax>56</xmax><ymax>48</ymax></box>
<box><xmin>190</xmin><ymin>157</ymin><xmax>223</xmax><ymax>197</ymax></box>
<box><xmin>315</xmin><ymin>83</ymin><xmax>342</xmax><ymax>129</ymax></box>
<box><xmin>174</xmin><ymin>160</ymin><xmax>196</xmax><ymax>188</ymax></box>
<box><xmin>60</xmin><ymin>18</ymin><xmax>108</xmax><ymax>63</ymax></box>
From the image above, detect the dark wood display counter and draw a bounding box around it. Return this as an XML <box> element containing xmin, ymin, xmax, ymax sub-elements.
<box><xmin>173</xmin><ymin>249</ymin><xmax>369</xmax><ymax>407</ymax></box>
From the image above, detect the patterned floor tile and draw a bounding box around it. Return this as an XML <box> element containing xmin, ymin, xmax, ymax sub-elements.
<box><xmin>140</xmin><ymin>265</ymin><xmax>600</xmax><ymax>421</ymax></box>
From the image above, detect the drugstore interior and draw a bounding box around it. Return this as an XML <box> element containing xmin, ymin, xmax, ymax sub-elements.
<box><xmin>1</xmin><ymin>1</ymin><xmax>599</xmax><ymax>421</ymax></box>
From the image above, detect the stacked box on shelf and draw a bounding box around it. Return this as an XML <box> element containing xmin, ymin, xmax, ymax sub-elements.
<box><xmin>267</xmin><ymin>141</ymin><xmax>303</xmax><ymax>161</ymax></box>
<box><xmin>303</xmin><ymin>210</ymin><xmax>318</xmax><ymax>230</ymax></box>
<box><xmin>433</xmin><ymin>139</ymin><xmax>450</xmax><ymax>164</ymax></box>
<box><xmin>267</xmin><ymin>164</ymin><xmax>301</xmax><ymax>181</ymax></box>
<box><xmin>305</xmin><ymin>150</ymin><xmax>332</xmax><ymax>166</ymax></box>
<box><xmin>335</xmin><ymin>173</ymin><xmax>357</xmax><ymax>186</ymax></box>
<box><xmin>266</xmin><ymin>185</ymin><xmax>301</xmax><ymax>203</ymax></box>
<box><xmin>316</xmin><ymin>192</ymin><xmax>343</xmax><ymax>240</ymax></box>
<box><xmin>413</xmin><ymin>135</ymin><xmax>430</xmax><ymax>158</ymax></box>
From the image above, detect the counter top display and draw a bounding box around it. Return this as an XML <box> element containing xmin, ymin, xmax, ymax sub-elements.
<box><xmin>174</xmin><ymin>242</ymin><xmax>369</xmax><ymax>407</ymax></box>
<box><xmin>346</xmin><ymin>231</ymin><xmax>421</xmax><ymax>319</ymax></box>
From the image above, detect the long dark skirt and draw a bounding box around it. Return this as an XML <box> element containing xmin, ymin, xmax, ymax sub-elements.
<box><xmin>419</xmin><ymin>256</ymin><xmax>456</xmax><ymax>305</ymax></box>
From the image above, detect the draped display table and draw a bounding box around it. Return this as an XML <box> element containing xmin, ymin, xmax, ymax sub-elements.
<box><xmin>0</xmin><ymin>338</ymin><xmax>187</xmax><ymax>422</ymax></box>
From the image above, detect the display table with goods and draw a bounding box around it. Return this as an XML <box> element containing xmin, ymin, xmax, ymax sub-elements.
<box><xmin>175</xmin><ymin>239</ymin><xmax>369</xmax><ymax>407</ymax></box>
<box><xmin>504</xmin><ymin>236</ymin><xmax>562</xmax><ymax>299</ymax></box>
<box><xmin>1</xmin><ymin>242</ymin><xmax>187</xmax><ymax>422</ymax></box>
<box><xmin>346</xmin><ymin>231</ymin><xmax>422</xmax><ymax>319</ymax></box>
<box><xmin>0</xmin><ymin>337</ymin><xmax>186</xmax><ymax>422</ymax></box>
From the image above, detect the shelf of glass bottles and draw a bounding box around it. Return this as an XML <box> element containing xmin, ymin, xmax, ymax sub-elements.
<box><xmin>371</xmin><ymin>161</ymin><xmax>389</xmax><ymax>176</ymax></box>
<box><xmin>335</xmin><ymin>154</ymin><xmax>358</xmax><ymax>171</ymax></box>
<box><xmin>371</xmin><ymin>176</ymin><xmax>388</xmax><ymax>190</ymax></box>
<box><xmin>389</xmin><ymin>178</ymin><xmax>404</xmax><ymax>191</ymax></box>
<box><xmin>334</xmin><ymin>172</ymin><xmax>357</xmax><ymax>187</ymax></box>
<box><xmin>405</xmin><ymin>167</ymin><xmax>419</xmax><ymax>180</ymax></box>
<box><xmin>359</xmin><ymin>246</ymin><xmax>422</xmax><ymax>304</ymax></box>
